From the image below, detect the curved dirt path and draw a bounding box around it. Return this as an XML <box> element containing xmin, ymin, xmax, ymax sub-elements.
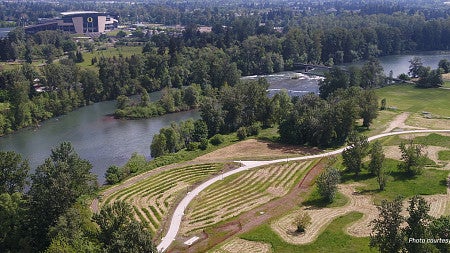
<box><xmin>272</xmin><ymin>180</ymin><xmax>450</xmax><ymax>245</ymax></box>
<box><xmin>383</xmin><ymin>112</ymin><xmax>425</xmax><ymax>133</ymax></box>
<box><xmin>157</xmin><ymin>129</ymin><xmax>450</xmax><ymax>252</ymax></box>
<box><xmin>271</xmin><ymin>183</ymin><xmax>377</xmax><ymax>244</ymax></box>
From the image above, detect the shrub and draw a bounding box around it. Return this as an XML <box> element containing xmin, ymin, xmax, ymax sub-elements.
<box><xmin>293</xmin><ymin>212</ymin><xmax>312</xmax><ymax>233</ymax></box>
<box><xmin>199</xmin><ymin>138</ymin><xmax>209</xmax><ymax>150</ymax></box>
<box><xmin>237</xmin><ymin>127</ymin><xmax>248</xmax><ymax>140</ymax></box>
<box><xmin>105</xmin><ymin>165</ymin><xmax>123</xmax><ymax>185</ymax></box>
<box><xmin>380</xmin><ymin>98</ymin><xmax>387</xmax><ymax>110</ymax></box>
<box><xmin>186</xmin><ymin>142</ymin><xmax>199</xmax><ymax>151</ymax></box>
<box><xmin>124</xmin><ymin>153</ymin><xmax>147</xmax><ymax>173</ymax></box>
<box><xmin>398</xmin><ymin>140</ymin><xmax>427</xmax><ymax>176</ymax></box>
<box><xmin>316</xmin><ymin>167</ymin><xmax>340</xmax><ymax>203</ymax></box>
<box><xmin>247</xmin><ymin>122</ymin><xmax>262</xmax><ymax>136</ymax></box>
<box><xmin>210</xmin><ymin>134</ymin><xmax>225</xmax><ymax>146</ymax></box>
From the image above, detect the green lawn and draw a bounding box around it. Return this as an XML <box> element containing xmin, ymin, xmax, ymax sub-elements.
<box><xmin>375</xmin><ymin>84</ymin><xmax>450</xmax><ymax>116</ymax></box>
<box><xmin>341</xmin><ymin>159</ymin><xmax>448</xmax><ymax>204</ymax></box>
<box><xmin>240</xmin><ymin>212</ymin><xmax>376</xmax><ymax>253</ymax></box>
<box><xmin>78</xmin><ymin>45</ymin><xmax>142</xmax><ymax>69</ymax></box>
<box><xmin>302</xmin><ymin>189</ymin><xmax>349</xmax><ymax>208</ymax></box>
<box><xmin>379</xmin><ymin>133</ymin><xmax>450</xmax><ymax>148</ymax></box>
<box><xmin>438</xmin><ymin>150</ymin><xmax>450</xmax><ymax>160</ymax></box>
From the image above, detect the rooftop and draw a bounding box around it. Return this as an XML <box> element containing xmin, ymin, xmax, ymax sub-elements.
<box><xmin>61</xmin><ymin>11</ymin><xmax>103</xmax><ymax>16</ymax></box>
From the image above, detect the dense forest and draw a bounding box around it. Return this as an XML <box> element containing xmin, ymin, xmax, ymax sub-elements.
<box><xmin>2</xmin><ymin>2</ymin><xmax>450</xmax><ymax>135</ymax></box>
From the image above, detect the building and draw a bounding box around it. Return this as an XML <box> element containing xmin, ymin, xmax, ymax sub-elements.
<box><xmin>25</xmin><ymin>11</ymin><xmax>118</xmax><ymax>34</ymax></box>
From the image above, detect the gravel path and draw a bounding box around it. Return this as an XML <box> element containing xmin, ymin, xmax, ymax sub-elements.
<box><xmin>157</xmin><ymin>129</ymin><xmax>450</xmax><ymax>252</ymax></box>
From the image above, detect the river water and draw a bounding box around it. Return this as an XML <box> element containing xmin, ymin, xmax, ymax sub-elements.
<box><xmin>1</xmin><ymin>52</ymin><xmax>449</xmax><ymax>183</ymax></box>
<box><xmin>0</xmin><ymin>92</ymin><xmax>200</xmax><ymax>183</ymax></box>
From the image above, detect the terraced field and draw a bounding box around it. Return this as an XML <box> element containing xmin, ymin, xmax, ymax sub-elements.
<box><xmin>100</xmin><ymin>163</ymin><xmax>224</xmax><ymax>234</ymax></box>
<box><xmin>182</xmin><ymin>161</ymin><xmax>315</xmax><ymax>235</ymax></box>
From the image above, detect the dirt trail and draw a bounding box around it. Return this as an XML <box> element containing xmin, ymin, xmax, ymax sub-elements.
<box><xmin>383</xmin><ymin>112</ymin><xmax>425</xmax><ymax>133</ymax></box>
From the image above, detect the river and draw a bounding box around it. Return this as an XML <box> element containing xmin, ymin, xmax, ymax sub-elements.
<box><xmin>1</xmin><ymin>51</ymin><xmax>449</xmax><ymax>183</ymax></box>
<box><xmin>0</xmin><ymin>92</ymin><xmax>200</xmax><ymax>184</ymax></box>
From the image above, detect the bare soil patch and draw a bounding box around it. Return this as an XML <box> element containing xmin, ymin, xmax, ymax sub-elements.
<box><xmin>194</xmin><ymin>139</ymin><xmax>321</xmax><ymax>163</ymax></box>
<box><xmin>383</xmin><ymin>112</ymin><xmax>426</xmax><ymax>133</ymax></box>
<box><xmin>210</xmin><ymin>238</ymin><xmax>272</xmax><ymax>253</ymax></box>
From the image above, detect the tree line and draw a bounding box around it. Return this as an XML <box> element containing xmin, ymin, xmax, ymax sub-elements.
<box><xmin>0</xmin><ymin>143</ymin><xmax>157</xmax><ymax>252</ymax></box>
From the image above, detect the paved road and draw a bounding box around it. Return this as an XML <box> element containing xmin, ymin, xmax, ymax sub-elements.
<box><xmin>157</xmin><ymin>129</ymin><xmax>450</xmax><ymax>252</ymax></box>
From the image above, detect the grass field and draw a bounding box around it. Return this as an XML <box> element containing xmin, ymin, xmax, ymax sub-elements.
<box><xmin>439</xmin><ymin>150</ymin><xmax>450</xmax><ymax>160</ymax></box>
<box><xmin>100</xmin><ymin>163</ymin><xmax>224</xmax><ymax>234</ymax></box>
<box><xmin>379</xmin><ymin>133</ymin><xmax>450</xmax><ymax>147</ymax></box>
<box><xmin>341</xmin><ymin>161</ymin><xmax>448</xmax><ymax>204</ymax></box>
<box><xmin>302</xmin><ymin>189</ymin><xmax>349</xmax><ymax>208</ymax></box>
<box><xmin>375</xmin><ymin>84</ymin><xmax>450</xmax><ymax>116</ymax></box>
<box><xmin>77</xmin><ymin>45</ymin><xmax>142</xmax><ymax>69</ymax></box>
<box><xmin>182</xmin><ymin>161</ymin><xmax>315</xmax><ymax>235</ymax></box>
<box><xmin>239</xmin><ymin>212</ymin><xmax>376</xmax><ymax>253</ymax></box>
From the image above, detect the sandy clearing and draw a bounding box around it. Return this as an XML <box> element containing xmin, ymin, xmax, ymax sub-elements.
<box><xmin>194</xmin><ymin>139</ymin><xmax>321</xmax><ymax>163</ymax></box>
<box><xmin>211</xmin><ymin>238</ymin><xmax>272</xmax><ymax>253</ymax></box>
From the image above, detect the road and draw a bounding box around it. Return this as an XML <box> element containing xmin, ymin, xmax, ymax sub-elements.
<box><xmin>157</xmin><ymin>129</ymin><xmax>450</xmax><ymax>252</ymax></box>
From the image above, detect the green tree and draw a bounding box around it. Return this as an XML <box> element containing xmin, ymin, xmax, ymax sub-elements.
<box><xmin>360</xmin><ymin>57</ymin><xmax>385</xmax><ymax>88</ymax></box>
<box><xmin>269</xmin><ymin>89</ymin><xmax>293</xmax><ymax>125</ymax></box>
<box><xmin>150</xmin><ymin>133</ymin><xmax>167</xmax><ymax>158</ymax></box>
<box><xmin>116</xmin><ymin>95</ymin><xmax>130</xmax><ymax>110</ymax></box>
<box><xmin>105</xmin><ymin>165</ymin><xmax>123</xmax><ymax>185</ymax></box>
<box><xmin>316</xmin><ymin>166</ymin><xmax>340</xmax><ymax>203</ymax></box>
<box><xmin>370</xmin><ymin>196</ymin><xmax>404</xmax><ymax>253</ymax></box>
<box><xmin>0</xmin><ymin>151</ymin><xmax>29</xmax><ymax>194</ymax></box>
<box><xmin>140</xmin><ymin>89</ymin><xmax>150</xmax><ymax>107</ymax></box>
<box><xmin>404</xmin><ymin>196</ymin><xmax>435</xmax><ymax>253</ymax></box>
<box><xmin>193</xmin><ymin>119</ymin><xmax>208</xmax><ymax>142</ymax></box>
<box><xmin>93</xmin><ymin>201</ymin><xmax>157</xmax><ymax>253</ymax></box>
<box><xmin>200</xmin><ymin>97</ymin><xmax>224</xmax><ymax>136</ymax></box>
<box><xmin>319</xmin><ymin>66</ymin><xmax>350</xmax><ymax>99</ymax></box>
<box><xmin>416</xmin><ymin>68</ymin><xmax>443</xmax><ymax>88</ymax></box>
<box><xmin>0</xmin><ymin>192</ymin><xmax>29</xmax><ymax>252</ymax></box>
<box><xmin>429</xmin><ymin>216</ymin><xmax>450</xmax><ymax>253</ymax></box>
<box><xmin>342</xmin><ymin>134</ymin><xmax>369</xmax><ymax>175</ymax></box>
<box><xmin>409</xmin><ymin>57</ymin><xmax>425</xmax><ymax>78</ymax></box>
<box><xmin>28</xmin><ymin>142</ymin><xmax>97</xmax><ymax>251</ymax></box>
<box><xmin>369</xmin><ymin>141</ymin><xmax>387</xmax><ymax>190</ymax></box>
<box><xmin>46</xmin><ymin>206</ymin><xmax>100</xmax><ymax>253</ymax></box>
<box><xmin>359</xmin><ymin>89</ymin><xmax>378</xmax><ymax>128</ymax></box>
<box><xmin>398</xmin><ymin>140</ymin><xmax>427</xmax><ymax>176</ymax></box>
<box><xmin>438</xmin><ymin>59</ymin><xmax>450</xmax><ymax>73</ymax></box>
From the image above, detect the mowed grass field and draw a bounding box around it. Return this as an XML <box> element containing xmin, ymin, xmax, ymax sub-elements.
<box><xmin>181</xmin><ymin>160</ymin><xmax>316</xmax><ymax>235</ymax></box>
<box><xmin>100</xmin><ymin>163</ymin><xmax>224</xmax><ymax>235</ymax></box>
<box><xmin>77</xmin><ymin>45</ymin><xmax>142</xmax><ymax>69</ymax></box>
<box><xmin>238</xmin><ymin>212</ymin><xmax>376</xmax><ymax>253</ymax></box>
<box><xmin>375</xmin><ymin>84</ymin><xmax>450</xmax><ymax>116</ymax></box>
